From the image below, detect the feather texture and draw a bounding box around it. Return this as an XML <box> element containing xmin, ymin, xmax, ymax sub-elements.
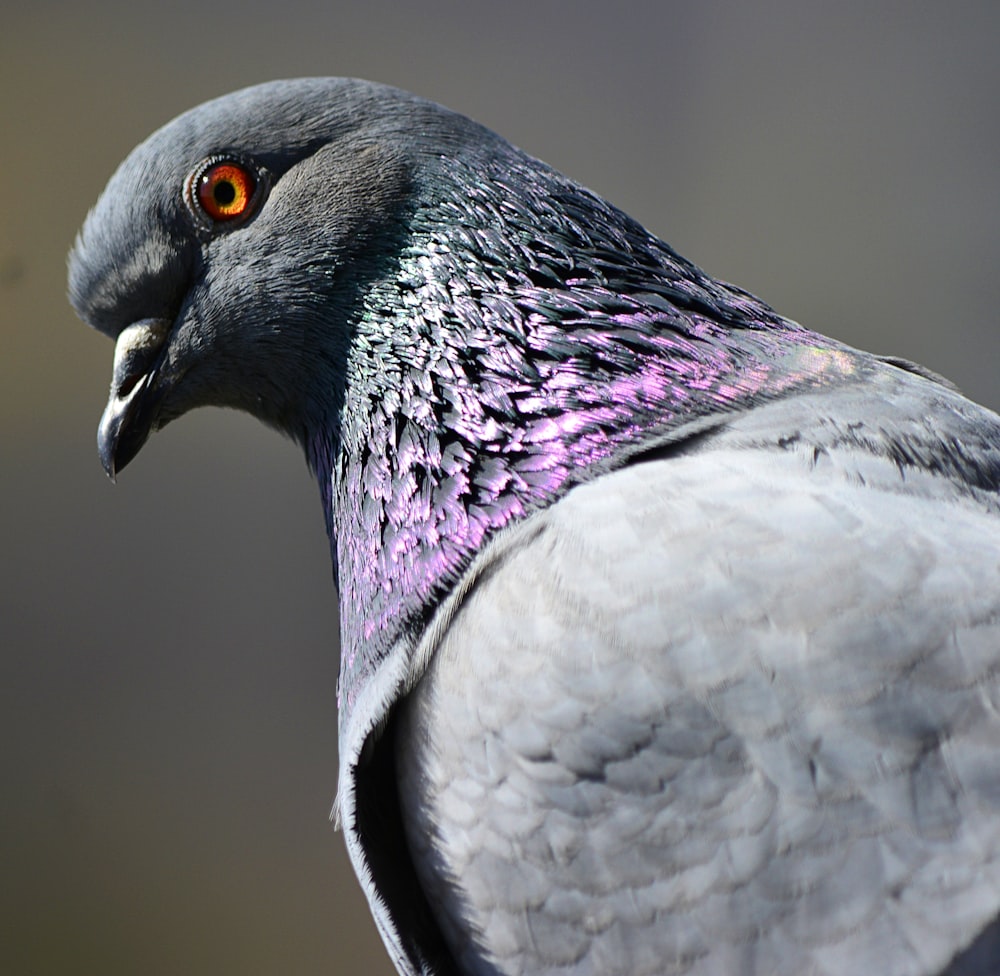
<box><xmin>68</xmin><ymin>78</ymin><xmax>1000</xmax><ymax>975</ymax></box>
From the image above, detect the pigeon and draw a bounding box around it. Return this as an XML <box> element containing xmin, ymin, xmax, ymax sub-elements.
<box><xmin>68</xmin><ymin>78</ymin><xmax>1000</xmax><ymax>976</ymax></box>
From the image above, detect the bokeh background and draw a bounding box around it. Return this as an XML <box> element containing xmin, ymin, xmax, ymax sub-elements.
<box><xmin>3</xmin><ymin>2</ymin><xmax>998</xmax><ymax>974</ymax></box>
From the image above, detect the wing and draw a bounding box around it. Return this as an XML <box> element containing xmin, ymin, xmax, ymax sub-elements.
<box><xmin>395</xmin><ymin>374</ymin><xmax>1000</xmax><ymax>976</ymax></box>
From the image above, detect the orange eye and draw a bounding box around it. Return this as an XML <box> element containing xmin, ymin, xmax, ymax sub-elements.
<box><xmin>194</xmin><ymin>160</ymin><xmax>257</xmax><ymax>222</ymax></box>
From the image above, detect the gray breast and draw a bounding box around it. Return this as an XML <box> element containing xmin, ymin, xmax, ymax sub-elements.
<box><xmin>394</xmin><ymin>389</ymin><xmax>1000</xmax><ymax>976</ymax></box>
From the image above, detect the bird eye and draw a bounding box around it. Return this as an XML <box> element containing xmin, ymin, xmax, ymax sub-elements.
<box><xmin>189</xmin><ymin>159</ymin><xmax>261</xmax><ymax>224</ymax></box>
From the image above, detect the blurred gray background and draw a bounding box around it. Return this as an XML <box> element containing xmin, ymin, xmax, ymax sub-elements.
<box><xmin>2</xmin><ymin>2</ymin><xmax>997</xmax><ymax>973</ymax></box>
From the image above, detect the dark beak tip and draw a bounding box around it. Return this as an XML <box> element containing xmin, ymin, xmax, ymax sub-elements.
<box><xmin>98</xmin><ymin>417</ymin><xmax>119</xmax><ymax>482</ymax></box>
<box><xmin>97</xmin><ymin>394</ymin><xmax>146</xmax><ymax>482</ymax></box>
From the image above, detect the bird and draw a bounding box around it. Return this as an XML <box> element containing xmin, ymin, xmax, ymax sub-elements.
<box><xmin>68</xmin><ymin>78</ymin><xmax>1000</xmax><ymax>976</ymax></box>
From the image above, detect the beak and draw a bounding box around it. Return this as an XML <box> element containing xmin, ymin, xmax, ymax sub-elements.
<box><xmin>98</xmin><ymin>318</ymin><xmax>172</xmax><ymax>480</ymax></box>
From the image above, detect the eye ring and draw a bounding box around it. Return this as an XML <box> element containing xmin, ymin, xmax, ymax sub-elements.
<box><xmin>186</xmin><ymin>156</ymin><xmax>267</xmax><ymax>228</ymax></box>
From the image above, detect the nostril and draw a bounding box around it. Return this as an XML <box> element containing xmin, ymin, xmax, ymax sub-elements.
<box><xmin>114</xmin><ymin>367</ymin><xmax>146</xmax><ymax>400</ymax></box>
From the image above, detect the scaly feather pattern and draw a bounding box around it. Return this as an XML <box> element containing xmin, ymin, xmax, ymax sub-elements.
<box><xmin>317</xmin><ymin>148</ymin><xmax>862</xmax><ymax>724</ymax></box>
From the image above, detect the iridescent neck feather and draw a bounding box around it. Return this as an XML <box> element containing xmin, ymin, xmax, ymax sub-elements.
<box><xmin>305</xmin><ymin>150</ymin><xmax>859</xmax><ymax>725</ymax></box>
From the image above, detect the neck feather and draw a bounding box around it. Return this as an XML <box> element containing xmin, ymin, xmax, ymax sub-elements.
<box><xmin>307</xmin><ymin>151</ymin><xmax>861</xmax><ymax>721</ymax></box>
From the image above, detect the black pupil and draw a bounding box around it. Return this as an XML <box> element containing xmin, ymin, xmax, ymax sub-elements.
<box><xmin>213</xmin><ymin>179</ymin><xmax>237</xmax><ymax>206</ymax></box>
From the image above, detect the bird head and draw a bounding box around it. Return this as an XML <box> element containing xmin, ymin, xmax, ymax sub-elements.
<box><xmin>68</xmin><ymin>78</ymin><xmax>490</xmax><ymax>478</ymax></box>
